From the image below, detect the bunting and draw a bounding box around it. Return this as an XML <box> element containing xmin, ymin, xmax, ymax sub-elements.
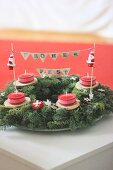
<box><xmin>37</xmin><ymin>68</ymin><xmax>70</xmax><ymax>77</ymax></box>
<box><xmin>20</xmin><ymin>47</ymin><xmax>92</xmax><ymax>61</ymax></box>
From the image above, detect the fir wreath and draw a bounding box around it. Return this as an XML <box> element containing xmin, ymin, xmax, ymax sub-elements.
<box><xmin>0</xmin><ymin>75</ymin><xmax>113</xmax><ymax>131</ymax></box>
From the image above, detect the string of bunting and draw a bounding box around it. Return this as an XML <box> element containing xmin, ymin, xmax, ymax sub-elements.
<box><xmin>20</xmin><ymin>47</ymin><xmax>92</xmax><ymax>61</ymax></box>
<box><xmin>37</xmin><ymin>68</ymin><xmax>70</xmax><ymax>77</ymax></box>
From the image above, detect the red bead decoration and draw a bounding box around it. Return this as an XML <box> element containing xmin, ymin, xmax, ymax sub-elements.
<box><xmin>32</xmin><ymin>100</ymin><xmax>44</xmax><ymax>109</ymax></box>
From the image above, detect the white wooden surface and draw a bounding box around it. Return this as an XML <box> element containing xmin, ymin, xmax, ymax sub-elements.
<box><xmin>0</xmin><ymin>115</ymin><xmax>113</xmax><ymax>170</ymax></box>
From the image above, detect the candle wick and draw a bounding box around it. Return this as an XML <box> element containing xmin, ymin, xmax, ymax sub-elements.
<box><xmin>15</xmin><ymin>89</ymin><xmax>18</xmax><ymax>94</ymax></box>
<box><xmin>87</xmin><ymin>73</ymin><xmax>89</xmax><ymax>77</ymax></box>
<box><xmin>25</xmin><ymin>69</ymin><xmax>26</xmax><ymax>75</ymax></box>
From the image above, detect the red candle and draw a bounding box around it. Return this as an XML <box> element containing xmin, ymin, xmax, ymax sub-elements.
<box><xmin>58</xmin><ymin>93</ymin><xmax>76</xmax><ymax>106</ymax></box>
<box><xmin>8</xmin><ymin>92</ymin><xmax>25</xmax><ymax>105</ymax></box>
<box><xmin>80</xmin><ymin>76</ymin><xmax>96</xmax><ymax>87</ymax></box>
<box><xmin>18</xmin><ymin>73</ymin><xmax>34</xmax><ymax>83</ymax></box>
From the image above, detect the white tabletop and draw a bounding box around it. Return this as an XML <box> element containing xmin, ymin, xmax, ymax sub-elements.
<box><xmin>0</xmin><ymin>114</ymin><xmax>113</xmax><ymax>170</ymax></box>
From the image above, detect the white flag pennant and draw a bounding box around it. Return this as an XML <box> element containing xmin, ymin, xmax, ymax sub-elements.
<box><xmin>37</xmin><ymin>68</ymin><xmax>45</xmax><ymax>76</ymax></box>
<box><xmin>51</xmin><ymin>69</ymin><xmax>62</xmax><ymax>76</ymax></box>
<box><xmin>31</xmin><ymin>53</ymin><xmax>39</xmax><ymax>60</ymax></box>
<box><xmin>20</xmin><ymin>52</ymin><xmax>30</xmax><ymax>60</ymax></box>
<box><xmin>39</xmin><ymin>53</ymin><xmax>48</xmax><ymax>62</ymax></box>
<box><xmin>55</xmin><ymin>69</ymin><xmax>62</xmax><ymax>75</ymax></box>
<box><xmin>47</xmin><ymin>69</ymin><xmax>53</xmax><ymax>75</ymax></box>
<box><xmin>61</xmin><ymin>52</ymin><xmax>69</xmax><ymax>58</ymax></box>
<box><xmin>62</xmin><ymin>68</ymin><xmax>70</xmax><ymax>76</ymax></box>
<box><xmin>72</xmin><ymin>50</ymin><xmax>80</xmax><ymax>57</ymax></box>
<box><xmin>50</xmin><ymin>53</ymin><xmax>58</xmax><ymax>60</ymax></box>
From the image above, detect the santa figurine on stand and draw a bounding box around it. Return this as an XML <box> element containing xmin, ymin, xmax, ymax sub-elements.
<box><xmin>7</xmin><ymin>45</ymin><xmax>17</xmax><ymax>92</ymax></box>
<box><xmin>4</xmin><ymin>44</ymin><xmax>31</xmax><ymax>108</ymax></box>
<box><xmin>87</xmin><ymin>49</ymin><xmax>95</xmax><ymax>100</ymax></box>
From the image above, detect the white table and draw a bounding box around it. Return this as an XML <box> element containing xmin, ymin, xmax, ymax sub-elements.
<box><xmin>0</xmin><ymin>115</ymin><xmax>113</xmax><ymax>170</ymax></box>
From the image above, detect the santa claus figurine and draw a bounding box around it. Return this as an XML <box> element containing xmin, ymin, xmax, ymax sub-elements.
<box><xmin>87</xmin><ymin>50</ymin><xmax>95</xmax><ymax>67</ymax></box>
<box><xmin>7</xmin><ymin>54</ymin><xmax>16</xmax><ymax>70</ymax></box>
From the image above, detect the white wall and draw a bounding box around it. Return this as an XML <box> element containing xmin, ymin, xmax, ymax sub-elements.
<box><xmin>0</xmin><ymin>0</ymin><xmax>113</xmax><ymax>38</ymax></box>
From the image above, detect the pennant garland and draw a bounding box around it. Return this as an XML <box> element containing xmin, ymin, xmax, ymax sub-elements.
<box><xmin>20</xmin><ymin>47</ymin><xmax>93</xmax><ymax>61</ymax></box>
<box><xmin>37</xmin><ymin>68</ymin><xmax>70</xmax><ymax>77</ymax></box>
